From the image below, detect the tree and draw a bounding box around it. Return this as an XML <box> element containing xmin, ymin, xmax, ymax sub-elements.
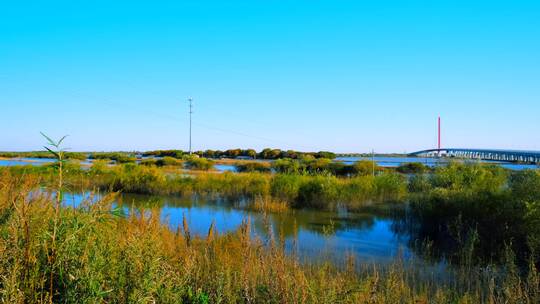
<box><xmin>316</xmin><ymin>151</ymin><xmax>336</xmax><ymax>159</ymax></box>
<box><xmin>245</xmin><ymin>149</ymin><xmax>257</xmax><ymax>159</ymax></box>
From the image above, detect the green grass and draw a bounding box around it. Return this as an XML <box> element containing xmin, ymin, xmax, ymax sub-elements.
<box><xmin>89</xmin><ymin>152</ymin><xmax>137</xmax><ymax>163</ymax></box>
<box><xmin>185</xmin><ymin>157</ymin><xmax>214</xmax><ymax>171</ymax></box>
<box><xmin>409</xmin><ymin>163</ymin><xmax>540</xmax><ymax>266</ymax></box>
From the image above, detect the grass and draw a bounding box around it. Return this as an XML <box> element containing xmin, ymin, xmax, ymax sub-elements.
<box><xmin>249</xmin><ymin>196</ymin><xmax>289</xmax><ymax>213</ymax></box>
<box><xmin>82</xmin><ymin>165</ymin><xmax>408</xmax><ymax>210</ymax></box>
<box><xmin>185</xmin><ymin>157</ymin><xmax>215</xmax><ymax>171</ymax></box>
<box><xmin>4</xmin><ymin>158</ymin><xmax>540</xmax><ymax>267</ymax></box>
<box><xmin>89</xmin><ymin>152</ymin><xmax>137</xmax><ymax>163</ymax></box>
<box><xmin>235</xmin><ymin>161</ymin><xmax>272</xmax><ymax>173</ymax></box>
<box><xmin>408</xmin><ymin>162</ymin><xmax>540</xmax><ymax>266</ymax></box>
<box><xmin>0</xmin><ymin>171</ymin><xmax>539</xmax><ymax>303</ymax></box>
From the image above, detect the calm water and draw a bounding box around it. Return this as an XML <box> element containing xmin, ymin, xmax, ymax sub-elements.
<box><xmin>0</xmin><ymin>157</ymin><xmax>56</xmax><ymax>166</ymax></box>
<box><xmin>214</xmin><ymin>164</ymin><xmax>238</xmax><ymax>172</ymax></box>
<box><xmin>63</xmin><ymin>192</ymin><xmax>413</xmax><ymax>264</ymax></box>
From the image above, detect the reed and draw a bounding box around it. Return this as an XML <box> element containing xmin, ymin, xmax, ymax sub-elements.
<box><xmin>249</xmin><ymin>195</ymin><xmax>289</xmax><ymax>213</ymax></box>
<box><xmin>0</xmin><ymin>171</ymin><xmax>538</xmax><ymax>303</ymax></box>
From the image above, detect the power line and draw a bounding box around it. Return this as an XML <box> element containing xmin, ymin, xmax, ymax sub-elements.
<box><xmin>0</xmin><ymin>76</ymin><xmax>322</xmax><ymax>151</ymax></box>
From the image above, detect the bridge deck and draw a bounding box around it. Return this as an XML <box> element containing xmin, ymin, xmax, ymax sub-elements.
<box><xmin>409</xmin><ymin>148</ymin><xmax>540</xmax><ymax>164</ymax></box>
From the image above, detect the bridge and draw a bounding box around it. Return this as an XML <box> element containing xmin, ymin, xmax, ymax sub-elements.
<box><xmin>409</xmin><ymin>148</ymin><xmax>540</xmax><ymax>164</ymax></box>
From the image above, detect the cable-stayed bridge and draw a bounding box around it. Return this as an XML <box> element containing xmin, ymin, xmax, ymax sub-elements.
<box><xmin>409</xmin><ymin>148</ymin><xmax>540</xmax><ymax>164</ymax></box>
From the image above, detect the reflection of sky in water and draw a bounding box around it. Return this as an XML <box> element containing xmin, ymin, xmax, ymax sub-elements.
<box><xmin>0</xmin><ymin>158</ymin><xmax>56</xmax><ymax>166</ymax></box>
<box><xmin>63</xmin><ymin>192</ymin><xmax>413</xmax><ymax>264</ymax></box>
<box><xmin>214</xmin><ymin>164</ymin><xmax>238</xmax><ymax>173</ymax></box>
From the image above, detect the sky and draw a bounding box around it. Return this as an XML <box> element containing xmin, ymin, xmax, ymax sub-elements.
<box><xmin>1</xmin><ymin>1</ymin><xmax>539</xmax><ymax>153</ymax></box>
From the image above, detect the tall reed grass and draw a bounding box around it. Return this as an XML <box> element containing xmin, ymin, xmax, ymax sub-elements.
<box><xmin>0</xmin><ymin>171</ymin><xmax>538</xmax><ymax>303</ymax></box>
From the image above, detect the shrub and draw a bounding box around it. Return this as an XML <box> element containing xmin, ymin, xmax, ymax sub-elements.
<box><xmin>185</xmin><ymin>157</ymin><xmax>214</xmax><ymax>171</ymax></box>
<box><xmin>270</xmin><ymin>174</ymin><xmax>303</xmax><ymax>202</ymax></box>
<box><xmin>156</xmin><ymin>156</ymin><xmax>183</xmax><ymax>167</ymax></box>
<box><xmin>315</xmin><ymin>151</ymin><xmax>337</xmax><ymax>159</ymax></box>
<box><xmin>430</xmin><ymin>162</ymin><xmax>507</xmax><ymax>193</ymax></box>
<box><xmin>111</xmin><ymin>164</ymin><xmax>167</xmax><ymax>194</ymax></box>
<box><xmin>143</xmin><ymin>149</ymin><xmax>184</xmax><ymax>158</ymax></box>
<box><xmin>408</xmin><ymin>174</ymin><xmax>432</xmax><ymax>193</ymax></box>
<box><xmin>272</xmin><ymin>158</ymin><xmax>301</xmax><ymax>174</ymax></box>
<box><xmin>327</xmin><ymin>162</ymin><xmax>356</xmax><ymax>176</ymax></box>
<box><xmin>140</xmin><ymin>158</ymin><xmax>158</xmax><ymax>166</ymax></box>
<box><xmin>65</xmin><ymin>152</ymin><xmax>88</xmax><ymax>160</ymax></box>
<box><xmin>90</xmin><ymin>152</ymin><xmax>136</xmax><ymax>163</ymax></box>
<box><xmin>303</xmin><ymin>158</ymin><xmax>332</xmax><ymax>174</ymax></box>
<box><xmin>340</xmin><ymin>175</ymin><xmax>375</xmax><ymax>206</ymax></box>
<box><xmin>236</xmin><ymin>162</ymin><xmax>271</xmax><ymax>173</ymax></box>
<box><xmin>396</xmin><ymin>162</ymin><xmax>428</xmax><ymax>174</ymax></box>
<box><xmin>373</xmin><ymin>173</ymin><xmax>407</xmax><ymax>201</ymax></box>
<box><xmin>89</xmin><ymin>159</ymin><xmax>109</xmax><ymax>174</ymax></box>
<box><xmin>353</xmin><ymin>160</ymin><xmax>381</xmax><ymax>176</ymax></box>
<box><xmin>509</xmin><ymin>170</ymin><xmax>540</xmax><ymax>202</ymax></box>
<box><xmin>296</xmin><ymin>175</ymin><xmax>339</xmax><ymax>209</ymax></box>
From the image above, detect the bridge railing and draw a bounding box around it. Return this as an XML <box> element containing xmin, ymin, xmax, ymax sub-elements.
<box><xmin>409</xmin><ymin>148</ymin><xmax>540</xmax><ymax>164</ymax></box>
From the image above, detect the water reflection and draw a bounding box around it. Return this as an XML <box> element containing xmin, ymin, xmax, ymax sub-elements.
<box><xmin>63</xmin><ymin>192</ymin><xmax>413</xmax><ymax>263</ymax></box>
<box><xmin>0</xmin><ymin>158</ymin><xmax>56</xmax><ymax>166</ymax></box>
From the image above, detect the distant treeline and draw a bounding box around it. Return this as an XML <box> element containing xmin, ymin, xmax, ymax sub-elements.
<box><xmin>0</xmin><ymin>151</ymin><xmax>87</xmax><ymax>160</ymax></box>
<box><xmin>143</xmin><ymin>149</ymin><xmax>337</xmax><ymax>160</ymax></box>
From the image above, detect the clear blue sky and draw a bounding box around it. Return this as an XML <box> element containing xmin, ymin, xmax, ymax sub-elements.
<box><xmin>1</xmin><ymin>1</ymin><xmax>539</xmax><ymax>153</ymax></box>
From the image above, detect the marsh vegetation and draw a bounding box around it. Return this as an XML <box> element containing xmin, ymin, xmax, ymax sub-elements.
<box><xmin>1</xmin><ymin>138</ymin><xmax>539</xmax><ymax>303</ymax></box>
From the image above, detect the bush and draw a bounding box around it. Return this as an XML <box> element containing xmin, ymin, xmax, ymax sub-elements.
<box><xmin>89</xmin><ymin>159</ymin><xmax>109</xmax><ymax>174</ymax></box>
<box><xmin>142</xmin><ymin>150</ymin><xmax>184</xmax><ymax>158</ymax></box>
<box><xmin>111</xmin><ymin>164</ymin><xmax>167</xmax><ymax>194</ymax></box>
<box><xmin>340</xmin><ymin>175</ymin><xmax>375</xmax><ymax>206</ymax></box>
<box><xmin>304</xmin><ymin>158</ymin><xmax>332</xmax><ymax>174</ymax></box>
<box><xmin>327</xmin><ymin>162</ymin><xmax>356</xmax><ymax>176</ymax></box>
<box><xmin>373</xmin><ymin>173</ymin><xmax>407</xmax><ymax>201</ymax></box>
<box><xmin>296</xmin><ymin>175</ymin><xmax>339</xmax><ymax>209</ymax></box>
<box><xmin>236</xmin><ymin>162</ymin><xmax>271</xmax><ymax>173</ymax></box>
<box><xmin>509</xmin><ymin>170</ymin><xmax>540</xmax><ymax>202</ymax></box>
<box><xmin>90</xmin><ymin>152</ymin><xmax>136</xmax><ymax>163</ymax></box>
<box><xmin>409</xmin><ymin>164</ymin><xmax>538</xmax><ymax>265</ymax></box>
<box><xmin>139</xmin><ymin>158</ymin><xmax>158</xmax><ymax>166</ymax></box>
<box><xmin>65</xmin><ymin>152</ymin><xmax>88</xmax><ymax>160</ymax></box>
<box><xmin>185</xmin><ymin>157</ymin><xmax>214</xmax><ymax>171</ymax></box>
<box><xmin>408</xmin><ymin>174</ymin><xmax>432</xmax><ymax>193</ymax></box>
<box><xmin>315</xmin><ymin>151</ymin><xmax>337</xmax><ymax>159</ymax></box>
<box><xmin>430</xmin><ymin>162</ymin><xmax>507</xmax><ymax>193</ymax></box>
<box><xmin>353</xmin><ymin>160</ymin><xmax>381</xmax><ymax>176</ymax></box>
<box><xmin>156</xmin><ymin>156</ymin><xmax>183</xmax><ymax>167</ymax></box>
<box><xmin>272</xmin><ymin>158</ymin><xmax>301</xmax><ymax>174</ymax></box>
<box><xmin>396</xmin><ymin>162</ymin><xmax>428</xmax><ymax>174</ymax></box>
<box><xmin>270</xmin><ymin>174</ymin><xmax>303</xmax><ymax>202</ymax></box>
